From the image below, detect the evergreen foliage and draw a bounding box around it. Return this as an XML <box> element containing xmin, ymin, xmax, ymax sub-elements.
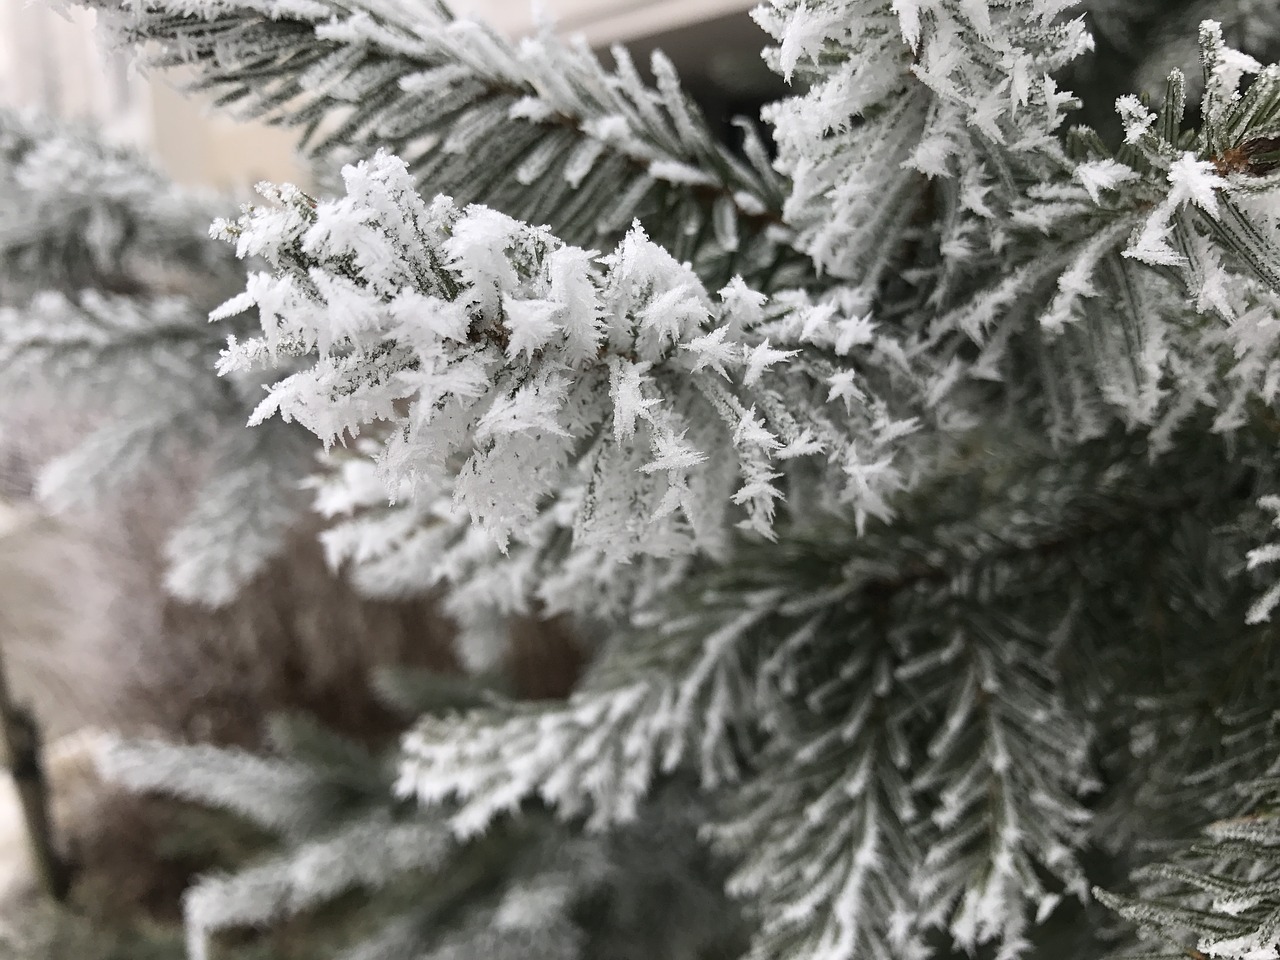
<box><xmin>91</xmin><ymin>0</ymin><xmax>800</xmax><ymax>287</ymax></box>
<box><xmin>0</xmin><ymin>109</ymin><xmax>315</xmax><ymax>605</ymax></box>
<box><xmin>99</xmin><ymin>695</ymin><xmax>742</xmax><ymax>960</ymax></box>
<box><xmin>1095</xmin><ymin>760</ymin><xmax>1280</xmax><ymax>960</ymax></box>
<box><xmin>6</xmin><ymin>0</ymin><xmax>1280</xmax><ymax>958</ymax></box>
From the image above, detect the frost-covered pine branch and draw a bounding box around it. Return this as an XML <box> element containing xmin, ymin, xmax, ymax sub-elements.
<box><xmin>211</xmin><ymin>150</ymin><xmax>944</xmax><ymax>640</ymax></box>
<box><xmin>754</xmin><ymin>0</ymin><xmax>1090</xmax><ymax>281</ymax></box>
<box><xmin>757</xmin><ymin>5</ymin><xmax>1280</xmax><ymax>448</ymax></box>
<box><xmin>85</xmin><ymin>0</ymin><xmax>804</xmax><ymax>286</ymax></box>
<box><xmin>395</xmin><ymin>430</ymin><xmax>1272</xmax><ymax>960</ymax></box>
<box><xmin>1097</xmin><ymin>754</ymin><xmax>1280</xmax><ymax>960</ymax></box>
<box><xmin>1080</xmin><ymin>0</ymin><xmax>1280</xmax><ymax>115</ymax></box>
<box><xmin>97</xmin><ymin>703</ymin><xmax>741</xmax><ymax>960</ymax></box>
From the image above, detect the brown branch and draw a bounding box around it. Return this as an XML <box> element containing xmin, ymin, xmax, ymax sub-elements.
<box><xmin>0</xmin><ymin>637</ymin><xmax>68</xmax><ymax>901</ymax></box>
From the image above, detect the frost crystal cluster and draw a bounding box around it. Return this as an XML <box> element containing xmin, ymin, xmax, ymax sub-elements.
<box><xmin>213</xmin><ymin>149</ymin><xmax>932</xmax><ymax>627</ymax></box>
<box><xmin>7</xmin><ymin>0</ymin><xmax>1280</xmax><ymax>959</ymax></box>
